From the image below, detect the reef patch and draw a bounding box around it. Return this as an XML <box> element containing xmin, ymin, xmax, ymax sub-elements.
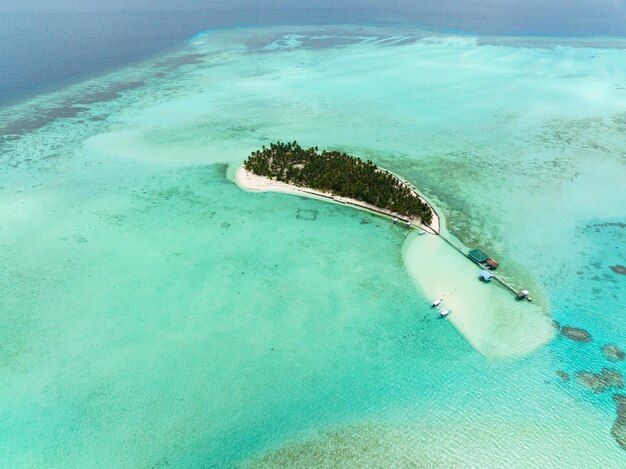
<box><xmin>610</xmin><ymin>265</ymin><xmax>626</xmax><ymax>275</ymax></box>
<box><xmin>612</xmin><ymin>394</ymin><xmax>626</xmax><ymax>451</ymax></box>
<box><xmin>602</xmin><ymin>344</ymin><xmax>626</xmax><ymax>362</ymax></box>
<box><xmin>560</xmin><ymin>326</ymin><xmax>592</xmax><ymax>343</ymax></box>
<box><xmin>576</xmin><ymin>368</ymin><xmax>624</xmax><ymax>393</ymax></box>
<box><xmin>556</xmin><ymin>370</ymin><xmax>570</xmax><ymax>382</ymax></box>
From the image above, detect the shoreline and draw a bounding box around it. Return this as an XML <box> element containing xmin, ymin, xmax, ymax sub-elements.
<box><xmin>235</xmin><ymin>165</ymin><xmax>441</xmax><ymax>234</ymax></box>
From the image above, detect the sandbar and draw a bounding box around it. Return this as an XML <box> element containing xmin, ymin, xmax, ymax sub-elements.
<box><xmin>403</xmin><ymin>232</ymin><xmax>554</xmax><ymax>358</ymax></box>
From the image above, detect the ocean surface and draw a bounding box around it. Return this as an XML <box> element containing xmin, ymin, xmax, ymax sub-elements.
<box><xmin>3</xmin><ymin>1</ymin><xmax>626</xmax><ymax>105</ymax></box>
<box><xmin>1</xmin><ymin>21</ymin><xmax>626</xmax><ymax>468</ymax></box>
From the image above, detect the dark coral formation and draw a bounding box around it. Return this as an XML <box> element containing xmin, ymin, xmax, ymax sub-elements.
<box><xmin>560</xmin><ymin>326</ymin><xmax>592</xmax><ymax>343</ymax></box>
<box><xmin>551</xmin><ymin>320</ymin><xmax>561</xmax><ymax>330</ymax></box>
<box><xmin>602</xmin><ymin>344</ymin><xmax>626</xmax><ymax>362</ymax></box>
<box><xmin>610</xmin><ymin>264</ymin><xmax>626</xmax><ymax>275</ymax></box>
<box><xmin>612</xmin><ymin>394</ymin><xmax>626</xmax><ymax>451</ymax></box>
<box><xmin>586</xmin><ymin>222</ymin><xmax>626</xmax><ymax>229</ymax></box>
<box><xmin>576</xmin><ymin>368</ymin><xmax>624</xmax><ymax>393</ymax></box>
<box><xmin>556</xmin><ymin>370</ymin><xmax>570</xmax><ymax>382</ymax></box>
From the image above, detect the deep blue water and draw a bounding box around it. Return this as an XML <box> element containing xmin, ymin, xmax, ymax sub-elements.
<box><xmin>1</xmin><ymin>0</ymin><xmax>626</xmax><ymax>105</ymax></box>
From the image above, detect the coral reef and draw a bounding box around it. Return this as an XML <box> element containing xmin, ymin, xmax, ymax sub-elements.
<box><xmin>602</xmin><ymin>344</ymin><xmax>625</xmax><ymax>362</ymax></box>
<box><xmin>560</xmin><ymin>326</ymin><xmax>592</xmax><ymax>343</ymax></box>
<box><xmin>556</xmin><ymin>370</ymin><xmax>570</xmax><ymax>381</ymax></box>
<box><xmin>612</xmin><ymin>394</ymin><xmax>626</xmax><ymax>451</ymax></box>
<box><xmin>576</xmin><ymin>368</ymin><xmax>624</xmax><ymax>393</ymax></box>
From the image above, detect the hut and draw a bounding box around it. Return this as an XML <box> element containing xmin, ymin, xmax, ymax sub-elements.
<box><xmin>468</xmin><ymin>249</ymin><xmax>489</xmax><ymax>264</ymax></box>
<box><xmin>479</xmin><ymin>270</ymin><xmax>494</xmax><ymax>282</ymax></box>
<box><xmin>485</xmin><ymin>258</ymin><xmax>499</xmax><ymax>270</ymax></box>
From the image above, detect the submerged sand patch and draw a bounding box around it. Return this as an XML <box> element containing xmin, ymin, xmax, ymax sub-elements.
<box><xmin>242</xmin><ymin>414</ymin><xmax>623</xmax><ymax>468</ymax></box>
<box><xmin>403</xmin><ymin>232</ymin><xmax>553</xmax><ymax>358</ymax></box>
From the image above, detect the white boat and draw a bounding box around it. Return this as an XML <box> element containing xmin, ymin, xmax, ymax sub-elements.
<box><xmin>438</xmin><ymin>309</ymin><xmax>452</xmax><ymax>318</ymax></box>
<box><xmin>431</xmin><ymin>297</ymin><xmax>443</xmax><ymax>307</ymax></box>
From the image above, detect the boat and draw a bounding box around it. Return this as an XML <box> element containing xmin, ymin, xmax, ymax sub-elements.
<box><xmin>438</xmin><ymin>309</ymin><xmax>452</xmax><ymax>318</ymax></box>
<box><xmin>431</xmin><ymin>297</ymin><xmax>443</xmax><ymax>307</ymax></box>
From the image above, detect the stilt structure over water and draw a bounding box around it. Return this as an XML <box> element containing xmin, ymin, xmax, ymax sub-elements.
<box><xmin>435</xmin><ymin>232</ymin><xmax>530</xmax><ymax>301</ymax></box>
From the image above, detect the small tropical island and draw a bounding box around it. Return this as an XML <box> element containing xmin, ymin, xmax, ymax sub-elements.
<box><xmin>239</xmin><ymin>141</ymin><xmax>436</xmax><ymax>228</ymax></box>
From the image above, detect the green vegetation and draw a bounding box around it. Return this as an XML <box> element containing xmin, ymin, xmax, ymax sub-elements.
<box><xmin>244</xmin><ymin>141</ymin><xmax>433</xmax><ymax>224</ymax></box>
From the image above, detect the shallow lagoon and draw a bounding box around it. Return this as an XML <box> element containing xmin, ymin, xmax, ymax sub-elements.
<box><xmin>1</xmin><ymin>26</ymin><xmax>625</xmax><ymax>466</ymax></box>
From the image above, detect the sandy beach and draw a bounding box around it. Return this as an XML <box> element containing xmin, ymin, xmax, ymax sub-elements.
<box><xmin>235</xmin><ymin>165</ymin><xmax>441</xmax><ymax>234</ymax></box>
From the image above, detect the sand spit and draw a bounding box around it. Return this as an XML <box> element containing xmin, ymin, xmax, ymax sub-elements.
<box><xmin>403</xmin><ymin>233</ymin><xmax>553</xmax><ymax>358</ymax></box>
<box><xmin>235</xmin><ymin>165</ymin><xmax>440</xmax><ymax>234</ymax></box>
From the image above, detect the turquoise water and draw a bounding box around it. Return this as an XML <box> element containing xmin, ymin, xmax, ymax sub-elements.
<box><xmin>1</xmin><ymin>26</ymin><xmax>625</xmax><ymax>466</ymax></box>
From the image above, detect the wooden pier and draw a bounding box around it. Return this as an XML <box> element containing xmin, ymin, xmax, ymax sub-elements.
<box><xmin>436</xmin><ymin>232</ymin><xmax>528</xmax><ymax>299</ymax></box>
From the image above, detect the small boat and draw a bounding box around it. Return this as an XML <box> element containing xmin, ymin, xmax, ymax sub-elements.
<box><xmin>431</xmin><ymin>297</ymin><xmax>443</xmax><ymax>307</ymax></box>
<box><xmin>361</xmin><ymin>218</ymin><xmax>370</xmax><ymax>224</ymax></box>
<box><xmin>438</xmin><ymin>309</ymin><xmax>452</xmax><ymax>318</ymax></box>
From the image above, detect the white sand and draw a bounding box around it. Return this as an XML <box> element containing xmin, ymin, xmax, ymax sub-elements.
<box><xmin>403</xmin><ymin>232</ymin><xmax>554</xmax><ymax>358</ymax></box>
<box><xmin>234</xmin><ymin>165</ymin><xmax>440</xmax><ymax>233</ymax></box>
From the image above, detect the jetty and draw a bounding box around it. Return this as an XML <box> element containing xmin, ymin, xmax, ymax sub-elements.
<box><xmin>435</xmin><ymin>232</ymin><xmax>530</xmax><ymax>300</ymax></box>
<box><xmin>315</xmin><ymin>187</ymin><xmax>529</xmax><ymax>301</ymax></box>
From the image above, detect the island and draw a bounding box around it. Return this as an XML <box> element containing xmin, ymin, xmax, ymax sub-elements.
<box><xmin>238</xmin><ymin>141</ymin><xmax>438</xmax><ymax>231</ymax></box>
